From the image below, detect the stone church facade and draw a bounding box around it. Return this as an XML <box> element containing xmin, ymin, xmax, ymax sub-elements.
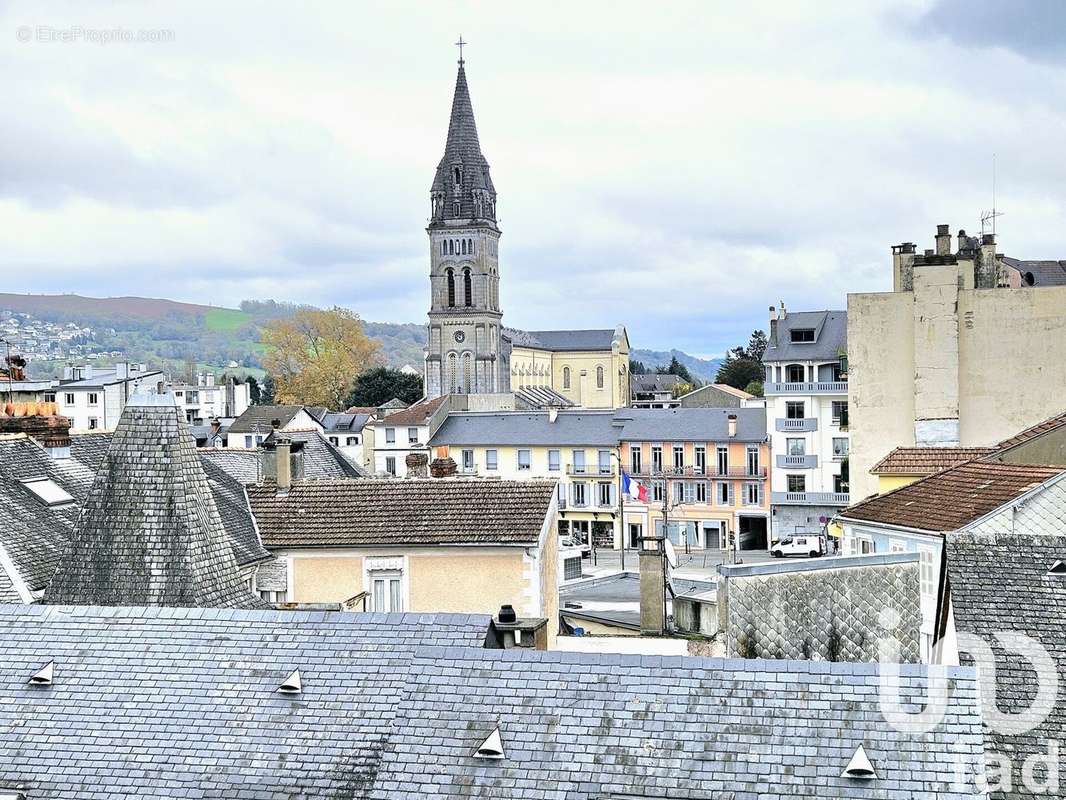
<box><xmin>424</xmin><ymin>57</ymin><xmax>508</xmax><ymax>398</ymax></box>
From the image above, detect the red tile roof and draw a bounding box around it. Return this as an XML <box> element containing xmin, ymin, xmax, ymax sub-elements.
<box><xmin>841</xmin><ymin>460</ymin><xmax>1066</xmax><ymax>532</ymax></box>
<box><xmin>995</xmin><ymin>410</ymin><xmax>1066</xmax><ymax>450</ymax></box>
<box><xmin>375</xmin><ymin>396</ymin><xmax>447</xmax><ymax>426</ymax></box>
<box><xmin>869</xmin><ymin>447</ymin><xmax>995</xmax><ymax>476</ymax></box>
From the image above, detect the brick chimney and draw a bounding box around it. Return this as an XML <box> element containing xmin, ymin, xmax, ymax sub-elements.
<box><xmin>430</xmin><ymin>456</ymin><xmax>458</xmax><ymax>478</ymax></box>
<box><xmin>0</xmin><ymin>403</ymin><xmax>72</xmax><ymax>457</ymax></box>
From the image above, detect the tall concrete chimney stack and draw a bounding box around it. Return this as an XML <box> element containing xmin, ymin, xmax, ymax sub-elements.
<box><xmin>935</xmin><ymin>224</ymin><xmax>951</xmax><ymax>256</ymax></box>
<box><xmin>638</xmin><ymin>531</ymin><xmax>667</xmax><ymax>636</ymax></box>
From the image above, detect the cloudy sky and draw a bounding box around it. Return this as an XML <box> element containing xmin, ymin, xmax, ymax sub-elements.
<box><xmin>2</xmin><ymin>1</ymin><xmax>1065</xmax><ymax>357</ymax></box>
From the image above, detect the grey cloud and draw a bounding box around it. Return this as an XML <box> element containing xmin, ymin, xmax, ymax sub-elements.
<box><xmin>914</xmin><ymin>0</ymin><xmax>1066</xmax><ymax>63</ymax></box>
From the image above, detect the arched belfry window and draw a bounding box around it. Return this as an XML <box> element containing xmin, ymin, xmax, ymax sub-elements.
<box><xmin>454</xmin><ymin>166</ymin><xmax>462</xmax><ymax>186</ymax></box>
<box><xmin>453</xmin><ymin>202</ymin><xmax>460</xmax><ymax>216</ymax></box>
<box><xmin>463</xmin><ymin>268</ymin><xmax>473</xmax><ymax>307</ymax></box>
<box><xmin>596</xmin><ymin>365</ymin><xmax>604</xmax><ymax>389</ymax></box>
<box><xmin>562</xmin><ymin>366</ymin><xmax>571</xmax><ymax>389</ymax></box>
<box><xmin>446</xmin><ymin>269</ymin><xmax>456</xmax><ymax>307</ymax></box>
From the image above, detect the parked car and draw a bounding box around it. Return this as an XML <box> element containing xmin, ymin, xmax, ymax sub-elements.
<box><xmin>770</xmin><ymin>535</ymin><xmax>824</xmax><ymax>558</ymax></box>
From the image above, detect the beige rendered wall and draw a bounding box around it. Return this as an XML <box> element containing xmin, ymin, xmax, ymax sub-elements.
<box><xmin>291</xmin><ymin>556</ymin><xmax>364</xmax><ymax>603</ymax></box>
<box><xmin>407</xmin><ymin>552</ymin><xmax>528</xmax><ymax>614</ymax></box>
<box><xmin>847</xmin><ymin>290</ymin><xmax>915</xmax><ymax>501</ymax></box>
<box><xmin>957</xmin><ymin>286</ymin><xmax>1066</xmax><ymax>446</ymax></box>
<box><xmin>509</xmin><ymin>346</ymin><xmax>628</xmax><ymax>408</ymax></box>
<box><xmin>911</xmin><ymin>266</ymin><xmax>960</xmax><ymax>425</ymax></box>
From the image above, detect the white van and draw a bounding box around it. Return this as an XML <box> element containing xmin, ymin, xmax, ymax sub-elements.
<box><xmin>770</xmin><ymin>535</ymin><xmax>824</xmax><ymax>558</ymax></box>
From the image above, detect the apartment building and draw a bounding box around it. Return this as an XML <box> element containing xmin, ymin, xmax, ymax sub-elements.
<box><xmin>167</xmin><ymin>372</ymin><xmax>250</xmax><ymax>424</ymax></box>
<box><xmin>763</xmin><ymin>306</ymin><xmax>849</xmax><ymax>538</ymax></box>
<box><xmin>617</xmin><ymin>407</ymin><xmax>771</xmax><ymax>552</ymax></box>
<box><xmin>429</xmin><ymin>410</ymin><xmax>622</xmax><ymax>549</ymax></box>
<box><xmin>55</xmin><ymin>362</ymin><xmax>163</xmax><ymax>432</ymax></box>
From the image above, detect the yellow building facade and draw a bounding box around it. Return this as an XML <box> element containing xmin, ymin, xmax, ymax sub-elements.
<box><xmin>509</xmin><ymin>326</ymin><xmax>630</xmax><ymax>409</ymax></box>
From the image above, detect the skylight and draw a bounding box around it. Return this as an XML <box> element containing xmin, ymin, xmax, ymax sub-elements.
<box><xmin>474</xmin><ymin>726</ymin><xmax>505</xmax><ymax>759</ymax></box>
<box><xmin>842</xmin><ymin>743</ymin><xmax>877</xmax><ymax>779</ymax></box>
<box><xmin>1048</xmin><ymin>561</ymin><xmax>1066</xmax><ymax>575</ymax></box>
<box><xmin>20</xmin><ymin>478</ymin><xmax>74</xmax><ymax>507</ymax></box>
<box><xmin>277</xmin><ymin>669</ymin><xmax>302</xmax><ymax>694</ymax></box>
<box><xmin>28</xmin><ymin>661</ymin><xmax>54</xmax><ymax>685</ymax></box>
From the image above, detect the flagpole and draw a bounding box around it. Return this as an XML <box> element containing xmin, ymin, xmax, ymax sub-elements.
<box><xmin>617</xmin><ymin>446</ymin><xmax>625</xmax><ymax>572</ymax></box>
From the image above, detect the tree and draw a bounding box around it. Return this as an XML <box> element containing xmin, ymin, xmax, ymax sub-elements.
<box><xmin>744</xmin><ymin>380</ymin><xmax>764</xmax><ymax>397</ymax></box>
<box><xmin>347</xmin><ymin>366</ymin><xmax>424</xmax><ymax>408</ymax></box>
<box><xmin>260</xmin><ymin>307</ymin><xmax>379</xmax><ymax>408</ymax></box>
<box><xmin>715</xmin><ymin>329</ymin><xmax>767</xmax><ymax>391</ymax></box>
<box><xmin>657</xmin><ymin>355</ymin><xmax>696</xmax><ymax>386</ymax></box>
<box><xmin>629</xmin><ymin>359</ymin><xmax>648</xmax><ymax>375</ymax></box>
<box><xmin>246</xmin><ymin>376</ymin><xmax>261</xmax><ymax>405</ymax></box>
<box><xmin>260</xmin><ymin>374</ymin><xmax>276</xmax><ymax>405</ymax></box>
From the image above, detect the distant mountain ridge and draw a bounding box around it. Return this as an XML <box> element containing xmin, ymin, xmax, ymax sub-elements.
<box><xmin>0</xmin><ymin>293</ymin><xmax>720</xmax><ymax>380</ymax></box>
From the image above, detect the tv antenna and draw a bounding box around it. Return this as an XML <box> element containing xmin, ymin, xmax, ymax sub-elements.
<box><xmin>981</xmin><ymin>153</ymin><xmax>1004</xmax><ymax>236</ymax></box>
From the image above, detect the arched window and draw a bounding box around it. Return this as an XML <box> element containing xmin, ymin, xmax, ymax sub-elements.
<box><xmin>460</xmin><ymin>239</ymin><xmax>466</xmax><ymax>255</ymax></box>
<box><xmin>562</xmin><ymin>366</ymin><xmax>571</xmax><ymax>389</ymax></box>
<box><xmin>440</xmin><ymin>241</ymin><xmax>445</xmax><ymax>256</ymax></box>
<box><xmin>596</xmin><ymin>365</ymin><xmax>604</xmax><ymax>389</ymax></box>
<box><xmin>447</xmin><ymin>240</ymin><xmax>452</xmax><ymax>256</ymax></box>
<box><xmin>463</xmin><ymin>352</ymin><xmax>474</xmax><ymax>393</ymax></box>
<box><xmin>453</xmin><ymin>202</ymin><xmax>460</xmax><ymax>216</ymax></box>
<box><xmin>454</xmin><ymin>166</ymin><xmax>462</xmax><ymax>186</ymax></box>
<box><xmin>469</xmin><ymin>239</ymin><xmax>474</xmax><ymax>255</ymax></box>
<box><xmin>447</xmin><ymin>352</ymin><xmax>458</xmax><ymax>394</ymax></box>
<box><xmin>446</xmin><ymin>269</ymin><xmax>456</xmax><ymax>307</ymax></box>
<box><xmin>463</xmin><ymin>268</ymin><xmax>472</xmax><ymax>307</ymax></box>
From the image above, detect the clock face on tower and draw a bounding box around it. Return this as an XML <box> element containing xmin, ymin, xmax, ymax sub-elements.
<box><xmin>453</xmin><ymin>331</ymin><xmax>466</xmax><ymax>343</ymax></box>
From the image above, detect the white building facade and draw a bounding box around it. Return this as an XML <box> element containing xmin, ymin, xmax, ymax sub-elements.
<box><xmin>764</xmin><ymin>307</ymin><xmax>850</xmax><ymax>538</ymax></box>
<box><xmin>55</xmin><ymin>363</ymin><xmax>162</xmax><ymax>432</ymax></box>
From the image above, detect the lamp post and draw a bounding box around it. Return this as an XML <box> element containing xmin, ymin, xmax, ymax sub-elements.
<box><xmin>610</xmin><ymin>448</ymin><xmax>626</xmax><ymax>571</ymax></box>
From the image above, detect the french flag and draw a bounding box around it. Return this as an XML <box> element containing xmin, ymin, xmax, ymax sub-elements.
<box><xmin>622</xmin><ymin>471</ymin><xmax>648</xmax><ymax>503</ymax></box>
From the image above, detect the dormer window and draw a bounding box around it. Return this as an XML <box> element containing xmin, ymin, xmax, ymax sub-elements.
<box><xmin>453</xmin><ymin>166</ymin><xmax>462</xmax><ymax>186</ymax></box>
<box><xmin>790</xmin><ymin>328</ymin><xmax>815</xmax><ymax>343</ymax></box>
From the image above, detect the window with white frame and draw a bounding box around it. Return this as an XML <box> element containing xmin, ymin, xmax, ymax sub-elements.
<box><xmin>518</xmin><ymin>449</ymin><xmax>531</xmax><ymax>470</ymax></box>
<box><xmin>87</xmin><ymin>392</ymin><xmax>99</xmax><ymax>405</ymax></box>
<box><xmin>408</xmin><ymin>427</ymin><xmax>419</xmax><ymax>444</ymax></box>
<box><xmin>831</xmin><ymin>401</ymin><xmax>848</xmax><ymax>425</ymax></box>
<box><xmin>461</xmin><ymin>449</ymin><xmax>475</xmax><ymax>471</ymax></box>
<box><xmin>485</xmin><ymin>449</ymin><xmax>498</xmax><ymax>470</ymax></box>
<box><xmin>385</xmin><ymin>428</ymin><xmax>396</xmax><ymax>443</ymax></box>
<box><xmin>572</xmin><ymin>449</ymin><xmax>586</xmax><ymax>473</ymax></box>
<box><xmin>88</xmin><ymin>418</ymin><xmax>98</xmax><ymax>430</ymax></box>
<box><xmin>716</xmin><ymin>481</ymin><xmax>730</xmax><ymax>505</ymax></box>
<box><xmin>787</xmin><ymin>438</ymin><xmax>805</xmax><ymax>456</ymax></box>
<box><xmin>385</xmin><ymin>456</ymin><xmax>396</xmax><ymax>475</ymax></box>
<box><xmin>370</xmin><ymin>570</ymin><xmax>403</xmax><ymax>612</ymax></box>
<box><xmin>652</xmin><ymin>446</ymin><xmax>663</xmax><ymax>472</ymax></box>
<box><xmin>695</xmin><ymin>446</ymin><xmax>706</xmax><ymax>473</ymax></box>
<box><xmin>919</xmin><ymin>546</ymin><xmax>935</xmax><ymax>596</ymax></box>
<box><xmin>833</xmin><ymin>437</ymin><xmax>850</xmax><ymax>458</ymax></box>
<box><xmin>746</xmin><ymin>446</ymin><xmax>760</xmax><ymax>475</ymax></box>
<box><xmin>258</xmin><ymin>589</ymin><xmax>288</xmax><ymax>603</ymax></box>
<box><xmin>652</xmin><ymin>480</ymin><xmax>664</xmax><ymax>502</ymax></box>
<box><xmin>744</xmin><ymin>482</ymin><xmax>761</xmax><ymax>505</ymax></box>
<box><xmin>245</xmin><ymin>435</ymin><xmax>254</xmax><ymax>448</ymax></box>
<box><xmin>630</xmin><ymin>445</ymin><xmax>642</xmax><ymax>474</ymax></box>
<box><xmin>329</xmin><ymin>437</ymin><xmax>339</xmax><ymax>446</ymax></box>
<box><xmin>572</xmin><ymin>481</ymin><xmax>588</xmax><ymax>507</ymax></box>
<box><xmin>347</xmin><ymin>436</ymin><xmax>359</xmax><ymax>446</ymax></box>
<box><xmin>64</xmin><ymin>392</ymin><xmax>75</xmax><ymax>405</ymax></box>
<box><xmin>548</xmin><ymin>449</ymin><xmax>560</xmax><ymax>471</ymax></box>
<box><xmin>696</xmin><ymin>481</ymin><xmax>707</xmax><ymax>503</ymax></box>
<box><xmin>717</xmin><ymin>446</ymin><xmax>728</xmax><ymax>475</ymax></box>
<box><xmin>889</xmin><ymin>540</ymin><xmax>906</xmax><ymax>553</ymax></box>
<box><xmin>785</xmin><ymin>400</ymin><xmax>804</xmax><ymax>419</ymax></box>
<box><xmin>597</xmin><ymin>481</ymin><xmax>613</xmax><ymax>507</ymax></box>
<box><xmin>787</xmin><ymin>474</ymin><xmax>806</xmax><ymax>492</ymax></box>
<box><xmin>598</xmin><ymin>449</ymin><xmax>611</xmax><ymax>474</ymax></box>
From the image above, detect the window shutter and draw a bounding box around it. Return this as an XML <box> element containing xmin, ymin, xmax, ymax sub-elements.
<box><xmin>727</xmin><ymin>483</ymin><xmax>735</xmax><ymax>506</ymax></box>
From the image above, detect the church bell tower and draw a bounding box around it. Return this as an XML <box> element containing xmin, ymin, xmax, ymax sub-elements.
<box><xmin>424</xmin><ymin>45</ymin><xmax>506</xmax><ymax>398</ymax></box>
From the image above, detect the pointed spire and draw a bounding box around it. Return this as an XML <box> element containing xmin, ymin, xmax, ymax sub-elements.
<box><xmin>43</xmin><ymin>393</ymin><xmax>262</xmax><ymax>609</ymax></box>
<box><xmin>430</xmin><ymin>54</ymin><xmax>497</xmax><ymax>227</ymax></box>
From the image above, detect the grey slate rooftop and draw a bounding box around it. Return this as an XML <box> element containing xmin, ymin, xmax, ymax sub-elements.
<box><xmin>508</xmin><ymin>327</ymin><xmax>621</xmax><ymax>352</ymax></box>
<box><xmin>227</xmin><ymin>404</ymin><xmax>319</xmax><ymax>434</ymax></box>
<box><xmin>431</xmin><ymin>410</ymin><xmax>620</xmax><ymax>447</ymax></box>
<box><xmin>0</xmin><ymin>604</ymin><xmax>989</xmax><ymax>799</ymax></box>
<box><xmin>0</xmin><ymin>604</ymin><xmax>492</xmax><ymax>799</ymax></box>
<box><xmin>44</xmin><ymin>396</ymin><xmax>264</xmax><ymax>608</ymax></box>
<box><xmin>263</xmin><ymin>427</ymin><xmax>366</xmax><ymax>478</ymax></box>
<box><xmin>614</xmin><ymin>406</ymin><xmax>768</xmax><ymax>443</ymax></box>
<box><xmin>947</xmin><ymin>532</ymin><xmax>1066</xmax><ymax>800</ymax></box>
<box><xmin>765</xmin><ymin>309</ymin><xmax>847</xmax><ymax>362</ymax></box>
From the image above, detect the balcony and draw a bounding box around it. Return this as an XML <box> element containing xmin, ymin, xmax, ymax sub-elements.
<box><xmin>776</xmin><ymin>454</ymin><xmax>818</xmax><ymax>469</ymax></box>
<box><xmin>567</xmin><ymin>463</ymin><xmax>614</xmax><ymax>477</ymax></box>
<box><xmin>771</xmin><ymin>491</ymin><xmax>850</xmax><ymax>506</ymax></box>
<box><xmin>630</xmin><ymin>465</ymin><xmax>767</xmax><ymax>479</ymax></box>
<box><xmin>765</xmin><ymin>381</ymin><xmax>847</xmax><ymax>396</ymax></box>
<box><xmin>775</xmin><ymin>417</ymin><xmax>818</xmax><ymax>432</ymax></box>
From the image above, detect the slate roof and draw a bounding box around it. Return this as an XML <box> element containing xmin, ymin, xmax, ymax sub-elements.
<box><xmin>870</xmin><ymin>446</ymin><xmax>996</xmax><ymax>475</ymax></box>
<box><xmin>947</xmin><ymin>532</ymin><xmax>1066</xmax><ymax>800</ymax></box>
<box><xmin>0</xmin><ymin>604</ymin><xmax>492</xmax><ymax>799</ymax></box>
<box><xmin>227</xmin><ymin>404</ymin><xmax>318</xmax><ymax>434</ymax></box>
<box><xmin>765</xmin><ymin>309</ymin><xmax>847</xmax><ymax>362</ymax></box>
<box><xmin>630</xmin><ymin>373</ymin><xmax>683</xmax><ymax>393</ymax></box>
<box><xmin>430</xmin><ymin>61</ymin><xmax>497</xmax><ymax>225</ymax></box>
<box><xmin>431</xmin><ymin>410</ymin><xmax>620</xmax><ymax>447</ymax></box>
<box><xmin>377</xmin><ymin>395</ymin><xmax>446</xmax><ymax>426</ymax></box>
<box><xmin>263</xmin><ymin>428</ymin><xmax>367</xmax><ymax>478</ymax></box>
<box><xmin>44</xmin><ymin>395</ymin><xmax>265</xmax><ymax>608</ymax></box>
<box><xmin>368</xmin><ymin>648</ymin><xmax>987</xmax><ymax>799</ymax></box>
<box><xmin>1002</xmin><ymin>256</ymin><xmax>1066</xmax><ymax>287</ymax></box>
<box><xmin>841</xmin><ymin>461</ymin><xmax>1066</xmax><ymax>532</ymax></box>
<box><xmin>248</xmin><ymin>478</ymin><xmax>555</xmax><ymax>548</ymax></box>
<box><xmin>57</xmin><ymin>367</ymin><xmax>162</xmax><ymax>389</ymax></box>
<box><xmin>196</xmin><ymin>447</ymin><xmax>261</xmax><ymax>483</ymax></box>
<box><xmin>515</xmin><ymin>385</ymin><xmax>575</xmax><ymax>409</ymax></box>
<box><xmin>198</xmin><ymin>458</ymin><xmax>271</xmax><ymax>566</ymax></box>
<box><xmin>322</xmin><ymin>411</ymin><xmax>370</xmax><ymax>434</ymax></box>
<box><xmin>614</xmin><ymin>406</ymin><xmax>768</xmax><ymax>442</ymax></box>
<box><xmin>509</xmin><ymin>328</ymin><xmax>620</xmax><ymax>352</ymax></box>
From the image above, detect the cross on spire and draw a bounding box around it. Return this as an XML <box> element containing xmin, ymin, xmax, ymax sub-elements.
<box><xmin>455</xmin><ymin>35</ymin><xmax>467</xmax><ymax>65</ymax></box>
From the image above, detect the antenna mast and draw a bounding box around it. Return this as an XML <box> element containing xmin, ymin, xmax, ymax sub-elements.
<box><xmin>981</xmin><ymin>153</ymin><xmax>1004</xmax><ymax>235</ymax></box>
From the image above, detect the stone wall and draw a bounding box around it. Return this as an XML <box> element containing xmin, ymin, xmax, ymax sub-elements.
<box><xmin>719</xmin><ymin>554</ymin><xmax>922</xmax><ymax>663</ymax></box>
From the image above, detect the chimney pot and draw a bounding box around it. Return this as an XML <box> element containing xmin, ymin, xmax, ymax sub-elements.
<box><xmin>497</xmin><ymin>604</ymin><xmax>517</xmax><ymax>624</ymax></box>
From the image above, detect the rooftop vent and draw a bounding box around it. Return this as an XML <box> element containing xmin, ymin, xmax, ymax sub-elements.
<box><xmin>842</xmin><ymin>743</ymin><xmax>877</xmax><ymax>779</ymax></box>
<box><xmin>498</xmin><ymin>604</ymin><xmax>517</xmax><ymax>624</ymax></box>
<box><xmin>277</xmin><ymin>669</ymin><xmax>302</xmax><ymax>695</ymax></box>
<box><xmin>28</xmin><ymin>661</ymin><xmax>54</xmax><ymax>685</ymax></box>
<box><xmin>1048</xmin><ymin>561</ymin><xmax>1066</xmax><ymax>575</ymax></box>
<box><xmin>474</xmin><ymin>726</ymin><xmax>505</xmax><ymax>760</ymax></box>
